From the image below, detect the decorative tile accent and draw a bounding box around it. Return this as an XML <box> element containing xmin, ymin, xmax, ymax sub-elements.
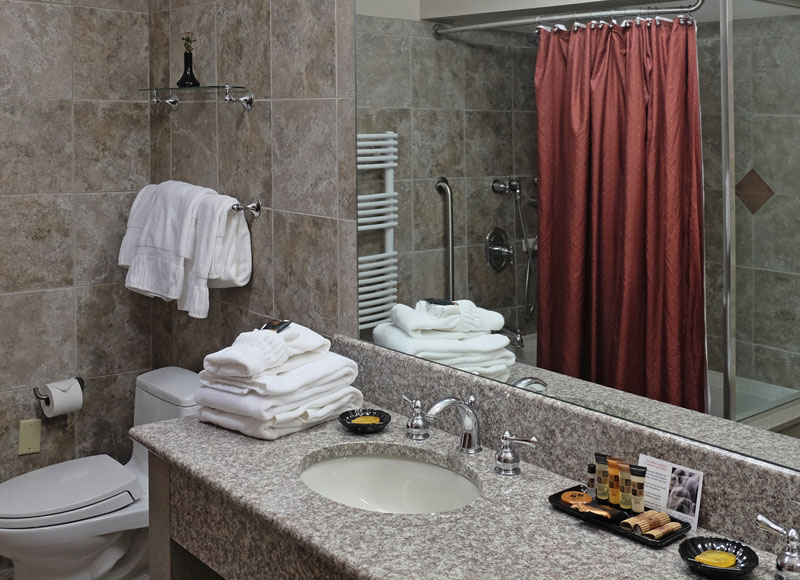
<box><xmin>736</xmin><ymin>169</ymin><xmax>775</xmax><ymax>214</ymax></box>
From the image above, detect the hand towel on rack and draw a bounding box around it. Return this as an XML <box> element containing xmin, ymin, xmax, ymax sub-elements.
<box><xmin>195</xmin><ymin>384</ymin><xmax>363</xmax><ymax>422</ymax></box>
<box><xmin>198</xmin><ymin>388</ymin><xmax>363</xmax><ymax>440</ymax></box>
<box><xmin>207</xmin><ymin>209</ymin><xmax>252</xmax><ymax>289</ymax></box>
<box><xmin>177</xmin><ymin>193</ymin><xmax>242</xmax><ymax>318</ymax></box>
<box><xmin>125</xmin><ymin>181</ymin><xmax>217</xmax><ymax>300</ymax></box>
<box><xmin>390</xmin><ymin>300</ymin><xmax>505</xmax><ymax>337</ymax></box>
<box><xmin>202</xmin><ymin>323</ymin><xmax>331</xmax><ymax>378</ymax></box>
<box><xmin>118</xmin><ymin>184</ymin><xmax>159</xmax><ymax>267</ymax></box>
<box><xmin>199</xmin><ymin>351</ymin><xmax>357</xmax><ymax>396</ymax></box>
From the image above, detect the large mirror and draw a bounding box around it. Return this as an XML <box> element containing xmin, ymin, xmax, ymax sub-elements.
<box><xmin>354</xmin><ymin>0</ymin><xmax>800</xmax><ymax>469</ymax></box>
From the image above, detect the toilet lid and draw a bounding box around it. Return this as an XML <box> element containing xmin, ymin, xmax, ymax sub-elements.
<box><xmin>0</xmin><ymin>455</ymin><xmax>143</xmax><ymax>529</ymax></box>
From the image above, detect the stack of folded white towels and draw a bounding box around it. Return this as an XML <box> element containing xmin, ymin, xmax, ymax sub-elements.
<box><xmin>196</xmin><ymin>323</ymin><xmax>363</xmax><ymax>440</ymax></box>
<box><xmin>118</xmin><ymin>180</ymin><xmax>252</xmax><ymax>319</ymax></box>
<box><xmin>373</xmin><ymin>300</ymin><xmax>516</xmax><ymax>382</ymax></box>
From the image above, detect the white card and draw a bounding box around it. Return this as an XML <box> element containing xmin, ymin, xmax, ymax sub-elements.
<box><xmin>637</xmin><ymin>454</ymin><xmax>704</xmax><ymax>532</ymax></box>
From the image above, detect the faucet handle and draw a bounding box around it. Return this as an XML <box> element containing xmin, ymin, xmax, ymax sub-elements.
<box><xmin>402</xmin><ymin>393</ymin><xmax>430</xmax><ymax>441</ymax></box>
<box><xmin>494</xmin><ymin>431</ymin><xmax>538</xmax><ymax>476</ymax></box>
<box><xmin>758</xmin><ymin>514</ymin><xmax>789</xmax><ymax>537</ymax></box>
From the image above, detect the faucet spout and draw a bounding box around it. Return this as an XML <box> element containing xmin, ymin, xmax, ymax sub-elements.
<box><xmin>425</xmin><ymin>395</ymin><xmax>482</xmax><ymax>454</ymax></box>
<box><xmin>496</xmin><ymin>327</ymin><xmax>524</xmax><ymax>349</ymax></box>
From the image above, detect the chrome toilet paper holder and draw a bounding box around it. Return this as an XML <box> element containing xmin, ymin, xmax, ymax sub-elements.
<box><xmin>34</xmin><ymin>377</ymin><xmax>84</xmax><ymax>405</ymax></box>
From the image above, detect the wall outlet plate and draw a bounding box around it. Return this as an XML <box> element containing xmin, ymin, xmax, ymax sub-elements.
<box><xmin>18</xmin><ymin>418</ymin><xmax>41</xmax><ymax>455</ymax></box>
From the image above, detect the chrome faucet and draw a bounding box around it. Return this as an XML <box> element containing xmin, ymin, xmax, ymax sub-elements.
<box><xmin>495</xmin><ymin>327</ymin><xmax>524</xmax><ymax>349</ymax></box>
<box><xmin>425</xmin><ymin>395</ymin><xmax>482</xmax><ymax>454</ymax></box>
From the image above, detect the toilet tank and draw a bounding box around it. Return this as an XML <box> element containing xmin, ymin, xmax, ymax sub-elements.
<box><xmin>133</xmin><ymin>366</ymin><xmax>201</xmax><ymax>426</ymax></box>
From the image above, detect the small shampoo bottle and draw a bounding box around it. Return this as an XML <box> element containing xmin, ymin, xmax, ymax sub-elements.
<box><xmin>594</xmin><ymin>453</ymin><xmax>609</xmax><ymax>501</ymax></box>
<box><xmin>587</xmin><ymin>463</ymin><xmax>596</xmax><ymax>499</ymax></box>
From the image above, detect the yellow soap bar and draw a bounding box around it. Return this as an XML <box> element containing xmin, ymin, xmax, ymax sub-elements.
<box><xmin>351</xmin><ymin>416</ymin><xmax>381</xmax><ymax>424</ymax></box>
<box><xmin>695</xmin><ymin>550</ymin><xmax>737</xmax><ymax>568</ymax></box>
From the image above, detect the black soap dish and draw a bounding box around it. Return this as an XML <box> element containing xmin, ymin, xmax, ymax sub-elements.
<box><xmin>679</xmin><ymin>537</ymin><xmax>759</xmax><ymax>578</ymax></box>
<box><xmin>338</xmin><ymin>409</ymin><xmax>391</xmax><ymax>434</ymax></box>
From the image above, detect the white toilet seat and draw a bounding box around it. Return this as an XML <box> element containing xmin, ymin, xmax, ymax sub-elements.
<box><xmin>0</xmin><ymin>455</ymin><xmax>143</xmax><ymax>529</ymax></box>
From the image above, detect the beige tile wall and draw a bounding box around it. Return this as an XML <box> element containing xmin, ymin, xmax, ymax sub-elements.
<box><xmin>149</xmin><ymin>0</ymin><xmax>358</xmax><ymax>372</ymax></box>
<box><xmin>0</xmin><ymin>0</ymin><xmax>153</xmax><ymax>495</ymax></box>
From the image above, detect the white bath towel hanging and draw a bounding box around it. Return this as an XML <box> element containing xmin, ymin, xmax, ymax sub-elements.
<box><xmin>124</xmin><ymin>181</ymin><xmax>217</xmax><ymax>300</ymax></box>
<box><xmin>177</xmin><ymin>193</ymin><xmax>246</xmax><ymax>318</ymax></box>
<box><xmin>118</xmin><ymin>183</ymin><xmax>159</xmax><ymax>267</ymax></box>
<box><xmin>207</xmin><ymin>207</ymin><xmax>252</xmax><ymax>288</ymax></box>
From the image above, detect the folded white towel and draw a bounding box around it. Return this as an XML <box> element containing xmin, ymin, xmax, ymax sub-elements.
<box><xmin>196</xmin><ymin>384</ymin><xmax>363</xmax><ymax>422</ymax></box>
<box><xmin>373</xmin><ymin>322</ymin><xmax>511</xmax><ymax>355</ymax></box>
<box><xmin>389</xmin><ymin>300</ymin><xmax>505</xmax><ymax>338</ymax></box>
<box><xmin>177</xmin><ymin>194</ymin><xmax>245</xmax><ymax>318</ymax></box>
<box><xmin>198</xmin><ymin>386</ymin><xmax>363</xmax><ymax>440</ymax></box>
<box><xmin>203</xmin><ymin>323</ymin><xmax>331</xmax><ymax>378</ymax></box>
<box><xmin>200</xmin><ymin>351</ymin><xmax>357</xmax><ymax>396</ymax></box>
<box><xmin>373</xmin><ymin>322</ymin><xmax>515</xmax><ymax>380</ymax></box>
<box><xmin>125</xmin><ymin>181</ymin><xmax>217</xmax><ymax>300</ymax></box>
<box><xmin>118</xmin><ymin>184</ymin><xmax>159</xmax><ymax>268</ymax></box>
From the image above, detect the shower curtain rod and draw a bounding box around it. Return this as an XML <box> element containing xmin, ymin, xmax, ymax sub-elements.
<box><xmin>432</xmin><ymin>0</ymin><xmax>705</xmax><ymax>39</ymax></box>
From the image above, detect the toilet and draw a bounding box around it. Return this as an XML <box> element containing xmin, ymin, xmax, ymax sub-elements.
<box><xmin>0</xmin><ymin>367</ymin><xmax>200</xmax><ymax>580</ymax></box>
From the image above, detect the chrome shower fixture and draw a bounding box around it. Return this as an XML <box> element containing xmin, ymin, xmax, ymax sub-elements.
<box><xmin>492</xmin><ymin>178</ymin><xmax>521</xmax><ymax>196</ymax></box>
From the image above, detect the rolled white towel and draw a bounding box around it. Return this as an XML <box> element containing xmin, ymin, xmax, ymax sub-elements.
<box><xmin>200</xmin><ymin>351</ymin><xmax>358</xmax><ymax>396</ymax></box>
<box><xmin>203</xmin><ymin>329</ymin><xmax>289</xmax><ymax>378</ymax></box>
<box><xmin>203</xmin><ymin>323</ymin><xmax>331</xmax><ymax>378</ymax></box>
<box><xmin>196</xmin><ymin>384</ymin><xmax>363</xmax><ymax>422</ymax></box>
<box><xmin>198</xmin><ymin>386</ymin><xmax>363</xmax><ymax>440</ymax></box>
<box><xmin>389</xmin><ymin>300</ymin><xmax>505</xmax><ymax>338</ymax></box>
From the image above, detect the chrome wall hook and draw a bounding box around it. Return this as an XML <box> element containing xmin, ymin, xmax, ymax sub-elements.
<box><xmin>231</xmin><ymin>199</ymin><xmax>262</xmax><ymax>218</ymax></box>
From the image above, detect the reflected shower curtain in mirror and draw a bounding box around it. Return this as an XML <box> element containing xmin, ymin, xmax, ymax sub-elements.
<box><xmin>535</xmin><ymin>20</ymin><xmax>706</xmax><ymax>412</ymax></box>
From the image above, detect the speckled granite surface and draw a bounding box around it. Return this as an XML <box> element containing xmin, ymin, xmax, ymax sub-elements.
<box><xmin>507</xmin><ymin>361</ymin><xmax>800</xmax><ymax>471</ymax></box>
<box><xmin>131</xmin><ymin>415</ymin><xmax>777</xmax><ymax>580</ymax></box>
<box><xmin>331</xmin><ymin>336</ymin><xmax>800</xmax><ymax>555</ymax></box>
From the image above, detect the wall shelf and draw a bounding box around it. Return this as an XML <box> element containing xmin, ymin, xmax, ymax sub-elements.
<box><xmin>140</xmin><ymin>85</ymin><xmax>253</xmax><ymax>111</ymax></box>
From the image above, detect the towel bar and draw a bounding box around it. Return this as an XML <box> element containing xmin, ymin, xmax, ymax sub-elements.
<box><xmin>231</xmin><ymin>200</ymin><xmax>261</xmax><ymax>218</ymax></box>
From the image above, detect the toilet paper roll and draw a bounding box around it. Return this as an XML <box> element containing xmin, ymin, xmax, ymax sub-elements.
<box><xmin>40</xmin><ymin>378</ymin><xmax>83</xmax><ymax>418</ymax></box>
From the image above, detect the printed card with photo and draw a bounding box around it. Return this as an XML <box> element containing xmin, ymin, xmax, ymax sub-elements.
<box><xmin>637</xmin><ymin>454</ymin><xmax>704</xmax><ymax>532</ymax></box>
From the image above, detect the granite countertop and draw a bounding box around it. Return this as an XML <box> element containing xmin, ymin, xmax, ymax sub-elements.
<box><xmin>131</xmin><ymin>408</ymin><xmax>777</xmax><ymax>580</ymax></box>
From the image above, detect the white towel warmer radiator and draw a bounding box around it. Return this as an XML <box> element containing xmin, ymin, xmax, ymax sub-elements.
<box><xmin>356</xmin><ymin>132</ymin><xmax>399</xmax><ymax>331</ymax></box>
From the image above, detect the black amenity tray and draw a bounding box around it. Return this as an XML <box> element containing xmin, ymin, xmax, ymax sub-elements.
<box><xmin>548</xmin><ymin>485</ymin><xmax>692</xmax><ymax>549</ymax></box>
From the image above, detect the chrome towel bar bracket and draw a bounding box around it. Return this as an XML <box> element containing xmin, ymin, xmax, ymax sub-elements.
<box><xmin>231</xmin><ymin>199</ymin><xmax>261</xmax><ymax>218</ymax></box>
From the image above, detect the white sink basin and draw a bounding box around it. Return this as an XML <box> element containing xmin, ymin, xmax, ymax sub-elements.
<box><xmin>300</xmin><ymin>454</ymin><xmax>480</xmax><ymax>514</ymax></box>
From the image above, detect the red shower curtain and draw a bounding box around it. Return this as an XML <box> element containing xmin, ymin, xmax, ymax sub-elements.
<box><xmin>535</xmin><ymin>20</ymin><xmax>707</xmax><ymax>412</ymax></box>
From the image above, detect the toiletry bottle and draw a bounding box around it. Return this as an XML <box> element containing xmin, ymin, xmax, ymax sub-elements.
<box><xmin>607</xmin><ymin>458</ymin><xmax>621</xmax><ymax>506</ymax></box>
<box><xmin>619</xmin><ymin>461</ymin><xmax>632</xmax><ymax>510</ymax></box>
<box><xmin>630</xmin><ymin>465</ymin><xmax>647</xmax><ymax>514</ymax></box>
<box><xmin>587</xmin><ymin>463</ymin><xmax>596</xmax><ymax>499</ymax></box>
<box><xmin>594</xmin><ymin>453</ymin><xmax>609</xmax><ymax>501</ymax></box>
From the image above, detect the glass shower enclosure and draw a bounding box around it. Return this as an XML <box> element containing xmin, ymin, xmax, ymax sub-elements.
<box><xmin>708</xmin><ymin>0</ymin><xmax>800</xmax><ymax>432</ymax></box>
